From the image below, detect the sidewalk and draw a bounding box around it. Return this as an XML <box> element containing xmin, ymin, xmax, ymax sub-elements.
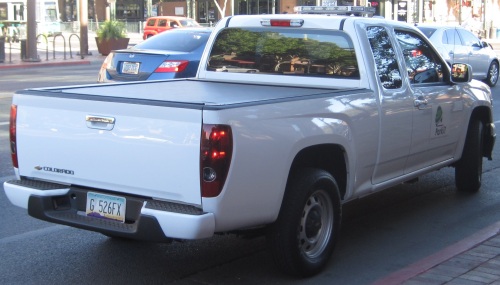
<box><xmin>373</xmin><ymin>221</ymin><xmax>500</xmax><ymax>285</ymax></box>
<box><xmin>485</xmin><ymin>38</ymin><xmax>500</xmax><ymax>51</ymax></box>
<box><xmin>0</xmin><ymin>32</ymin><xmax>144</xmax><ymax>69</ymax></box>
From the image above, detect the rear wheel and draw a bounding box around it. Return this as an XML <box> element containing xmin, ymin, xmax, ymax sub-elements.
<box><xmin>455</xmin><ymin>118</ymin><xmax>484</xmax><ymax>192</ymax></box>
<box><xmin>485</xmin><ymin>61</ymin><xmax>499</xmax><ymax>87</ymax></box>
<box><xmin>267</xmin><ymin>168</ymin><xmax>341</xmax><ymax>277</ymax></box>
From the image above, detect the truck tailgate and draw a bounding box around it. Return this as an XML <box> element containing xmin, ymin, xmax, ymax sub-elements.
<box><xmin>13</xmin><ymin>92</ymin><xmax>203</xmax><ymax>206</ymax></box>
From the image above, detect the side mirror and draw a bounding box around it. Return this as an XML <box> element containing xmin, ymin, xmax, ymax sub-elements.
<box><xmin>482</xmin><ymin>41</ymin><xmax>493</xmax><ymax>49</ymax></box>
<box><xmin>451</xmin><ymin>63</ymin><xmax>473</xmax><ymax>83</ymax></box>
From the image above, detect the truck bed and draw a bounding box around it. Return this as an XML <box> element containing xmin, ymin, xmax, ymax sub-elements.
<box><xmin>24</xmin><ymin>79</ymin><xmax>357</xmax><ymax>108</ymax></box>
<box><xmin>13</xmin><ymin>79</ymin><xmax>362</xmax><ymax>207</ymax></box>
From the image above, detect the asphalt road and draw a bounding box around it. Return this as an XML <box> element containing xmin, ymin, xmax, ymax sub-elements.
<box><xmin>0</xmin><ymin>64</ymin><xmax>499</xmax><ymax>285</ymax></box>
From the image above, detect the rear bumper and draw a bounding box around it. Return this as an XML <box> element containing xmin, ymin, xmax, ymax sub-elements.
<box><xmin>4</xmin><ymin>179</ymin><xmax>215</xmax><ymax>241</ymax></box>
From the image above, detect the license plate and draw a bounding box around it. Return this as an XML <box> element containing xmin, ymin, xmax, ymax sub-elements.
<box><xmin>86</xmin><ymin>192</ymin><xmax>126</xmax><ymax>222</ymax></box>
<box><xmin>122</xmin><ymin>61</ymin><xmax>140</xmax><ymax>74</ymax></box>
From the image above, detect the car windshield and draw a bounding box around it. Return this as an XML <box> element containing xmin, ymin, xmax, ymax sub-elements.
<box><xmin>134</xmin><ymin>30</ymin><xmax>210</xmax><ymax>52</ymax></box>
<box><xmin>417</xmin><ymin>27</ymin><xmax>437</xmax><ymax>38</ymax></box>
<box><xmin>180</xmin><ymin>19</ymin><xmax>201</xmax><ymax>27</ymax></box>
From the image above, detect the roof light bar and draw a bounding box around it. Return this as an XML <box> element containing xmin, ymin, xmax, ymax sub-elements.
<box><xmin>294</xmin><ymin>6</ymin><xmax>376</xmax><ymax>16</ymax></box>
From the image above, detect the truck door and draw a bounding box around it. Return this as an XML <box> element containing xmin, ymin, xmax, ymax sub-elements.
<box><xmin>366</xmin><ymin>26</ymin><xmax>414</xmax><ymax>184</ymax></box>
<box><xmin>393</xmin><ymin>29</ymin><xmax>464</xmax><ymax>173</ymax></box>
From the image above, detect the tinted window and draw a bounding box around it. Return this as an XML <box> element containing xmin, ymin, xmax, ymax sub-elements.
<box><xmin>208</xmin><ymin>28</ymin><xmax>359</xmax><ymax>78</ymax></box>
<box><xmin>158</xmin><ymin>19</ymin><xmax>167</xmax><ymax>27</ymax></box>
<box><xmin>417</xmin><ymin>27</ymin><xmax>437</xmax><ymax>38</ymax></box>
<box><xmin>147</xmin><ymin>19</ymin><xmax>156</xmax><ymax>26</ymax></box>
<box><xmin>395</xmin><ymin>30</ymin><xmax>444</xmax><ymax>84</ymax></box>
<box><xmin>443</xmin><ymin>29</ymin><xmax>461</xmax><ymax>45</ymax></box>
<box><xmin>135</xmin><ymin>30</ymin><xmax>211</xmax><ymax>52</ymax></box>
<box><xmin>457</xmin><ymin>29</ymin><xmax>481</xmax><ymax>47</ymax></box>
<box><xmin>367</xmin><ymin>26</ymin><xmax>402</xmax><ymax>89</ymax></box>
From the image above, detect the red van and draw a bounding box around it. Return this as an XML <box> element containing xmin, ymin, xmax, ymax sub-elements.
<box><xmin>143</xmin><ymin>16</ymin><xmax>201</xmax><ymax>39</ymax></box>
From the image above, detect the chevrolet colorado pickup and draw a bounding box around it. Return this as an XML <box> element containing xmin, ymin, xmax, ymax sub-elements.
<box><xmin>5</xmin><ymin>8</ymin><xmax>495</xmax><ymax>277</ymax></box>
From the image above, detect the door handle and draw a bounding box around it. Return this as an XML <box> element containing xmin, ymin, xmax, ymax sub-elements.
<box><xmin>414</xmin><ymin>96</ymin><xmax>430</xmax><ymax>110</ymax></box>
<box><xmin>86</xmin><ymin>115</ymin><xmax>115</xmax><ymax>130</ymax></box>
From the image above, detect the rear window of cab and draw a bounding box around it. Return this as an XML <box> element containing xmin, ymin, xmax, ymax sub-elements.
<box><xmin>207</xmin><ymin>27</ymin><xmax>359</xmax><ymax>78</ymax></box>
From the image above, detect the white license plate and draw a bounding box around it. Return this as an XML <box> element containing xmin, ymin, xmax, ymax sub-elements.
<box><xmin>86</xmin><ymin>192</ymin><xmax>126</xmax><ymax>222</ymax></box>
<box><xmin>122</xmin><ymin>61</ymin><xmax>140</xmax><ymax>74</ymax></box>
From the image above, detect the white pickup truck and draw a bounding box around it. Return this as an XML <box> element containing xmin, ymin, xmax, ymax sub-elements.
<box><xmin>4</xmin><ymin>9</ymin><xmax>496</xmax><ymax>277</ymax></box>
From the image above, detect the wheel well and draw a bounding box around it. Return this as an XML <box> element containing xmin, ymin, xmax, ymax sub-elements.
<box><xmin>288</xmin><ymin>144</ymin><xmax>347</xmax><ymax>199</ymax></box>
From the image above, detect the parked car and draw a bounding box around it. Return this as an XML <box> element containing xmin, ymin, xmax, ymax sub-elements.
<box><xmin>97</xmin><ymin>27</ymin><xmax>212</xmax><ymax>83</ymax></box>
<box><xmin>143</xmin><ymin>16</ymin><xmax>200</xmax><ymax>39</ymax></box>
<box><xmin>417</xmin><ymin>24</ymin><xmax>499</xmax><ymax>87</ymax></box>
<box><xmin>215</xmin><ymin>65</ymin><xmax>259</xmax><ymax>73</ymax></box>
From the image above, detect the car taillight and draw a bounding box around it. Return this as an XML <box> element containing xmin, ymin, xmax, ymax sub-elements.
<box><xmin>101</xmin><ymin>53</ymin><xmax>113</xmax><ymax>70</ymax></box>
<box><xmin>10</xmin><ymin>104</ymin><xmax>18</xmax><ymax>168</ymax></box>
<box><xmin>200</xmin><ymin>124</ymin><xmax>232</xmax><ymax>198</ymax></box>
<box><xmin>155</xmin><ymin>60</ymin><xmax>189</xmax><ymax>73</ymax></box>
<box><xmin>411</xmin><ymin>49</ymin><xmax>422</xmax><ymax>57</ymax></box>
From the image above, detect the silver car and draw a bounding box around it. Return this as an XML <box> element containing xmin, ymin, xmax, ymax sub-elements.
<box><xmin>417</xmin><ymin>24</ymin><xmax>499</xmax><ymax>87</ymax></box>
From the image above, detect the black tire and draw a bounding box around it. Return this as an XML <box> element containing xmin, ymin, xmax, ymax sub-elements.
<box><xmin>455</xmin><ymin>118</ymin><xmax>484</xmax><ymax>192</ymax></box>
<box><xmin>267</xmin><ymin>168</ymin><xmax>341</xmax><ymax>277</ymax></box>
<box><xmin>485</xmin><ymin>61</ymin><xmax>499</xmax><ymax>87</ymax></box>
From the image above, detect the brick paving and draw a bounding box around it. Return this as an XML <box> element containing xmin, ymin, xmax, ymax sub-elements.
<box><xmin>402</xmin><ymin>235</ymin><xmax>500</xmax><ymax>285</ymax></box>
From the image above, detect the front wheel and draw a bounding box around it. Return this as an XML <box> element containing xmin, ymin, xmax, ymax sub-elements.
<box><xmin>267</xmin><ymin>168</ymin><xmax>341</xmax><ymax>277</ymax></box>
<box><xmin>485</xmin><ymin>61</ymin><xmax>499</xmax><ymax>87</ymax></box>
<box><xmin>455</xmin><ymin>118</ymin><xmax>484</xmax><ymax>192</ymax></box>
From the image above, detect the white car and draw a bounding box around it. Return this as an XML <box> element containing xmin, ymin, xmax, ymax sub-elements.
<box><xmin>215</xmin><ymin>65</ymin><xmax>259</xmax><ymax>73</ymax></box>
<box><xmin>417</xmin><ymin>24</ymin><xmax>499</xmax><ymax>87</ymax></box>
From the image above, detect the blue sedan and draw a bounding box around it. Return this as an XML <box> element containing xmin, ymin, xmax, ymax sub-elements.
<box><xmin>98</xmin><ymin>27</ymin><xmax>212</xmax><ymax>82</ymax></box>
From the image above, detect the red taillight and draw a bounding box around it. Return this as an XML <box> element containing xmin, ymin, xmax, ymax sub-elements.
<box><xmin>200</xmin><ymin>124</ymin><xmax>232</xmax><ymax>198</ymax></box>
<box><xmin>155</xmin><ymin>60</ymin><xmax>189</xmax><ymax>73</ymax></box>
<box><xmin>10</xmin><ymin>104</ymin><xmax>18</xmax><ymax>168</ymax></box>
<box><xmin>411</xmin><ymin>49</ymin><xmax>422</xmax><ymax>57</ymax></box>
<box><xmin>100</xmin><ymin>53</ymin><xmax>113</xmax><ymax>70</ymax></box>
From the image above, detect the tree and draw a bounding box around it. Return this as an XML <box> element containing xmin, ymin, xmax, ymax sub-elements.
<box><xmin>213</xmin><ymin>0</ymin><xmax>228</xmax><ymax>19</ymax></box>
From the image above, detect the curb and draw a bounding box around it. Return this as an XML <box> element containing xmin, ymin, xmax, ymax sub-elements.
<box><xmin>371</xmin><ymin>220</ymin><xmax>500</xmax><ymax>285</ymax></box>
<box><xmin>0</xmin><ymin>59</ymin><xmax>93</xmax><ymax>70</ymax></box>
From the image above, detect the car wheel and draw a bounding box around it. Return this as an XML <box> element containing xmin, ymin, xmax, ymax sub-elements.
<box><xmin>455</xmin><ymin>118</ymin><xmax>483</xmax><ymax>192</ymax></box>
<box><xmin>267</xmin><ymin>168</ymin><xmax>341</xmax><ymax>277</ymax></box>
<box><xmin>484</xmin><ymin>61</ymin><xmax>499</xmax><ymax>87</ymax></box>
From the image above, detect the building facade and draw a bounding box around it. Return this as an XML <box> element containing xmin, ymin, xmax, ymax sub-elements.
<box><xmin>56</xmin><ymin>0</ymin><xmax>500</xmax><ymax>36</ymax></box>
